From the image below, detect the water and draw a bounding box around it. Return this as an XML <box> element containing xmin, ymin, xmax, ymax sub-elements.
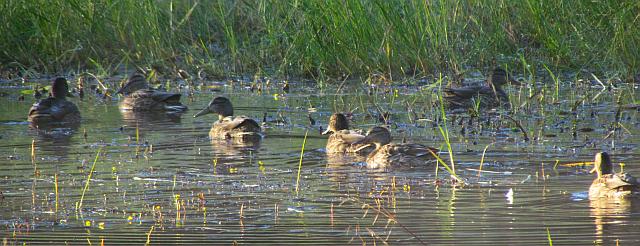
<box><xmin>1</xmin><ymin>78</ymin><xmax>639</xmax><ymax>245</ymax></box>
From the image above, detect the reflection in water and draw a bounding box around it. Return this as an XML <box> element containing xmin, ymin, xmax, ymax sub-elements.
<box><xmin>120</xmin><ymin>110</ymin><xmax>183</xmax><ymax>127</ymax></box>
<box><xmin>28</xmin><ymin>125</ymin><xmax>76</xmax><ymax>159</ymax></box>
<box><xmin>1</xmin><ymin>81</ymin><xmax>640</xmax><ymax>245</ymax></box>
<box><xmin>325</xmin><ymin>153</ymin><xmax>366</xmax><ymax>184</ymax></box>
<box><xmin>590</xmin><ymin>198</ymin><xmax>640</xmax><ymax>245</ymax></box>
<box><xmin>209</xmin><ymin>138</ymin><xmax>261</xmax><ymax>175</ymax></box>
<box><xmin>119</xmin><ymin>110</ymin><xmax>185</xmax><ymax>142</ymax></box>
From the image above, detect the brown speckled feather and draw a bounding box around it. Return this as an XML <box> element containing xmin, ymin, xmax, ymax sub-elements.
<box><xmin>589</xmin><ymin>173</ymin><xmax>639</xmax><ymax>199</ymax></box>
<box><xmin>28</xmin><ymin>97</ymin><xmax>81</xmax><ymax>124</ymax></box>
<box><xmin>443</xmin><ymin>68</ymin><xmax>516</xmax><ymax>110</ymax></box>
<box><xmin>326</xmin><ymin>130</ymin><xmax>372</xmax><ymax>153</ymax></box>
<box><xmin>120</xmin><ymin>89</ymin><xmax>187</xmax><ymax>112</ymax></box>
<box><xmin>209</xmin><ymin>116</ymin><xmax>262</xmax><ymax>140</ymax></box>
<box><xmin>588</xmin><ymin>152</ymin><xmax>639</xmax><ymax>199</ymax></box>
<box><xmin>366</xmin><ymin>143</ymin><xmax>438</xmax><ymax>169</ymax></box>
<box><xmin>444</xmin><ymin>85</ymin><xmax>508</xmax><ymax>109</ymax></box>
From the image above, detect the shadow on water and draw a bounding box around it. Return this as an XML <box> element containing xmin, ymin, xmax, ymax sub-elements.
<box><xmin>0</xmin><ymin>77</ymin><xmax>639</xmax><ymax>245</ymax></box>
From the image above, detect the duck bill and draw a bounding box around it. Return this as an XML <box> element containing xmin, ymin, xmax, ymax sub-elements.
<box><xmin>321</xmin><ymin>128</ymin><xmax>333</xmax><ymax>135</ymax></box>
<box><xmin>193</xmin><ymin>108</ymin><xmax>212</xmax><ymax>118</ymax></box>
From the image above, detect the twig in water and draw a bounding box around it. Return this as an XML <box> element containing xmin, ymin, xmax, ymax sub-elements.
<box><xmin>504</xmin><ymin>115</ymin><xmax>529</xmax><ymax>141</ymax></box>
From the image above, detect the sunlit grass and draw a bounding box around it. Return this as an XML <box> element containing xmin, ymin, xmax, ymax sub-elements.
<box><xmin>0</xmin><ymin>0</ymin><xmax>637</xmax><ymax>78</ymax></box>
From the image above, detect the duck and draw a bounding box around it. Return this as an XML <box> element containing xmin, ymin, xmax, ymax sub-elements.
<box><xmin>193</xmin><ymin>96</ymin><xmax>262</xmax><ymax>140</ymax></box>
<box><xmin>322</xmin><ymin>113</ymin><xmax>373</xmax><ymax>154</ymax></box>
<box><xmin>28</xmin><ymin>78</ymin><xmax>81</xmax><ymax>124</ymax></box>
<box><xmin>353</xmin><ymin>126</ymin><xmax>438</xmax><ymax>168</ymax></box>
<box><xmin>589</xmin><ymin>152</ymin><xmax>639</xmax><ymax>199</ymax></box>
<box><xmin>116</xmin><ymin>73</ymin><xmax>188</xmax><ymax>112</ymax></box>
<box><xmin>443</xmin><ymin>68</ymin><xmax>520</xmax><ymax>110</ymax></box>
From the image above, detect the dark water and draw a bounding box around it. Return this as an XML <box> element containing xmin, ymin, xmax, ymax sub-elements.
<box><xmin>1</xmin><ymin>78</ymin><xmax>639</xmax><ymax>245</ymax></box>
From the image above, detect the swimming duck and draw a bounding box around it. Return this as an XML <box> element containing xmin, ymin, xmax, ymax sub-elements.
<box><xmin>193</xmin><ymin>96</ymin><xmax>262</xmax><ymax>140</ymax></box>
<box><xmin>589</xmin><ymin>152</ymin><xmax>639</xmax><ymax>199</ymax></box>
<box><xmin>116</xmin><ymin>74</ymin><xmax>188</xmax><ymax>112</ymax></box>
<box><xmin>444</xmin><ymin>68</ymin><xmax>519</xmax><ymax>110</ymax></box>
<box><xmin>28</xmin><ymin>78</ymin><xmax>81</xmax><ymax>124</ymax></box>
<box><xmin>354</xmin><ymin>126</ymin><xmax>438</xmax><ymax>168</ymax></box>
<box><xmin>322</xmin><ymin>113</ymin><xmax>373</xmax><ymax>154</ymax></box>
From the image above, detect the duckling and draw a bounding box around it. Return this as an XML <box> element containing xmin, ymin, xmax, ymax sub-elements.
<box><xmin>589</xmin><ymin>152</ymin><xmax>639</xmax><ymax>199</ymax></box>
<box><xmin>322</xmin><ymin>113</ymin><xmax>372</xmax><ymax>154</ymax></box>
<box><xmin>444</xmin><ymin>68</ymin><xmax>520</xmax><ymax>110</ymax></box>
<box><xmin>116</xmin><ymin>73</ymin><xmax>188</xmax><ymax>112</ymax></box>
<box><xmin>354</xmin><ymin>126</ymin><xmax>438</xmax><ymax>168</ymax></box>
<box><xmin>28</xmin><ymin>78</ymin><xmax>81</xmax><ymax>124</ymax></box>
<box><xmin>193</xmin><ymin>96</ymin><xmax>262</xmax><ymax>140</ymax></box>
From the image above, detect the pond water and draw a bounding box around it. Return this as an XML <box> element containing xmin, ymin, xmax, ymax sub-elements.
<box><xmin>0</xmin><ymin>77</ymin><xmax>639</xmax><ymax>245</ymax></box>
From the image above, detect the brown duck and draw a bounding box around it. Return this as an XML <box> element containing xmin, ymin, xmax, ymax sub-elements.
<box><xmin>117</xmin><ymin>74</ymin><xmax>188</xmax><ymax>112</ymax></box>
<box><xmin>28</xmin><ymin>78</ymin><xmax>81</xmax><ymax>124</ymax></box>
<box><xmin>444</xmin><ymin>68</ymin><xmax>519</xmax><ymax>110</ymax></box>
<box><xmin>322</xmin><ymin>113</ymin><xmax>373</xmax><ymax>154</ymax></box>
<box><xmin>354</xmin><ymin>126</ymin><xmax>438</xmax><ymax>168</ymax></box>
<box><xmin>589</xmin><ymin>152</ymin><xmax>639</xmax><ymax>199</ymax></box>
<box><xmin>193</xmin><ymin>96</ymin><xmax>262</xmax><ymax>140</ymax></box>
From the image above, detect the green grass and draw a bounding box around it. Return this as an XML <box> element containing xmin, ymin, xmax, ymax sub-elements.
<box><xmin>1</xmin><ymin>0</ymin><xmax>638</xmax><ymax>79</ymax></box>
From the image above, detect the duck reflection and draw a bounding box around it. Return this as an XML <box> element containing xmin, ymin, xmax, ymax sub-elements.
<box><xmin>28</xmin><ymin>125</ymin><xmax>76</xmax><ymax>159</ymax></box>
<box><xmin>325</xmin><ymin>153</ymin><xmax>367</xmax><ymax>183</ymax></box>
<box><xmin>589</xmin><ymin>198</ymin><xmax>640</xmax><ymax>245</ymax></box>
<box><xmin>119</xmin><ymin>110</ymin><xmax>184</xmax><ymax>141</ymax></box>
<box><xmin>205</xmin><ymin>137</ymin><xmax>262</xmax><ymax>175</ymax></box>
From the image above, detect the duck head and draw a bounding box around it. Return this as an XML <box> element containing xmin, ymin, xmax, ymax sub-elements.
<box><xmin>488</xmin><ymin>68</ymin><xmax>520</xmax><ymax>87</ymax></box>
<box><xmin>355</xmin><ymin>126</ymin><xmax>392</xmax><ymax>149</ymax></box>
<box><xmin>117</xmin><ymin>74</ymin><xmax>149</xmax><ymax>95</ymax></box>
<box><xmin>590</xmin><ymin>152</ymin><xmax>613</xmax><ymax>179</ymax></box>
<box><xmin>51</xmin><ymin>77</ymin><xmax>69</xmax><ymax>99</ymax></box>
<box><xmin>194</xmin><ymin>96</ymin><xmax>234</xmax><ymax>120</ymax></box>
<box><xmin>322</xmin><ymin>113</ymin><xmax>349</xmax><ymax>135</ymax></box>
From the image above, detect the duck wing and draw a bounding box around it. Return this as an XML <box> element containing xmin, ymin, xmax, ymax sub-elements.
<box><xmin>608</xmin><ymin>173</ymin><xmax>640</xmax><ymax>189</ymax></box>
<box><xmin>219</xmin><ymin>116</ymin><xmax>261</xmax><ymax>132</ymax></box>
<box><xmin>150</xmin><ymin>91</ymin><xmax>187</xmax><ymax>111</ymax></box>
<box><xmin>122</xmin><ymin>90</ymin><xmax>187</xmax><ymax>111</ymax></box>
<box><xmin>29</xmin><ymin>97</ymin><xmax>55</xmax><ymax>115</ymax></box>
<box><xmin>328</xmin><ymin>130</ymin><xmax>372</xmax><ymax>153</ymax></box>
<box><xmin>29</xmin><ymin>98</ymin><xmax>79</xmax><ymax>121</ymax></box>
<box><xmin>333</xmin><ymin>130</ymin><xmax>366</xmax><ymax>144</ymax></box>
<box><xmin>443</xmin><ymin>86</ymin><xmax>484</xmax><ymax>100</ymax></box>
<box><xmin>390</xmin><ymin>143</ymin><xmax>439</xmax><ymax>158</ymax></box>
<box><xmin>150</xmin><ymin>90</ymin><xmax>182</xmax><ymax>103</ymax></box>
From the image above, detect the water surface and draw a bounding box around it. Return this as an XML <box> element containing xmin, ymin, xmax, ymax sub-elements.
<box><xmin>1</xmin><ymin>78</ymin><xmax>639</xmax><ymax>245</ymax></box>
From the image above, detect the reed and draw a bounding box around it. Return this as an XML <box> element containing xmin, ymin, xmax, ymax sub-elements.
<box><xmin>54</xmin><ymin>173</ymin><xmax>59</xmax><ymax>213</ymax></box>
<box><xmin>0</xmin><ymin>0</ymin><xmax>636</xmax><ymax>78</ymax></box>
<box><xmin>295</xmin><ymin>130</ymin><xmax>309</xmax><ymax>195</ymax></box>
<box><xmin>78</xmin><ymin>147</ymin><xmax>102</xmax><ymax>211</ymax></box>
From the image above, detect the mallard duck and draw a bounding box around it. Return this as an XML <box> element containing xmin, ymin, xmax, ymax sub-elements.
<box><xmin>193</xmin><ymin>96</ymin><xmax>262</xmax><ymax>140</ymax></box>
<box><xmin>354</xmin><ymin>126</ymin><xmax>438</xmax><ymax>168</ymax></box>
<box><xmin>116</xmin><ymin>74</ymin><xmax>188</xmax><ymax>112</ymax></box>
<box><xmin>444</xmin><ymin>68</ymin><xmax>520</xmax><ymax>110</ymax></box>
<box><xmin>28</xmin><ymin>78</ymin><xmax>81</xmax><ymax>124</ymax></box>
<box><xmin>322</xmin><ymin>113</ymin><xmax>372</xmax><ymax>154</ymax></box>
<box><xmin>589</xmin><ymin>152</ymin><xmax>639</xmax><ymax>199</ymax></box>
